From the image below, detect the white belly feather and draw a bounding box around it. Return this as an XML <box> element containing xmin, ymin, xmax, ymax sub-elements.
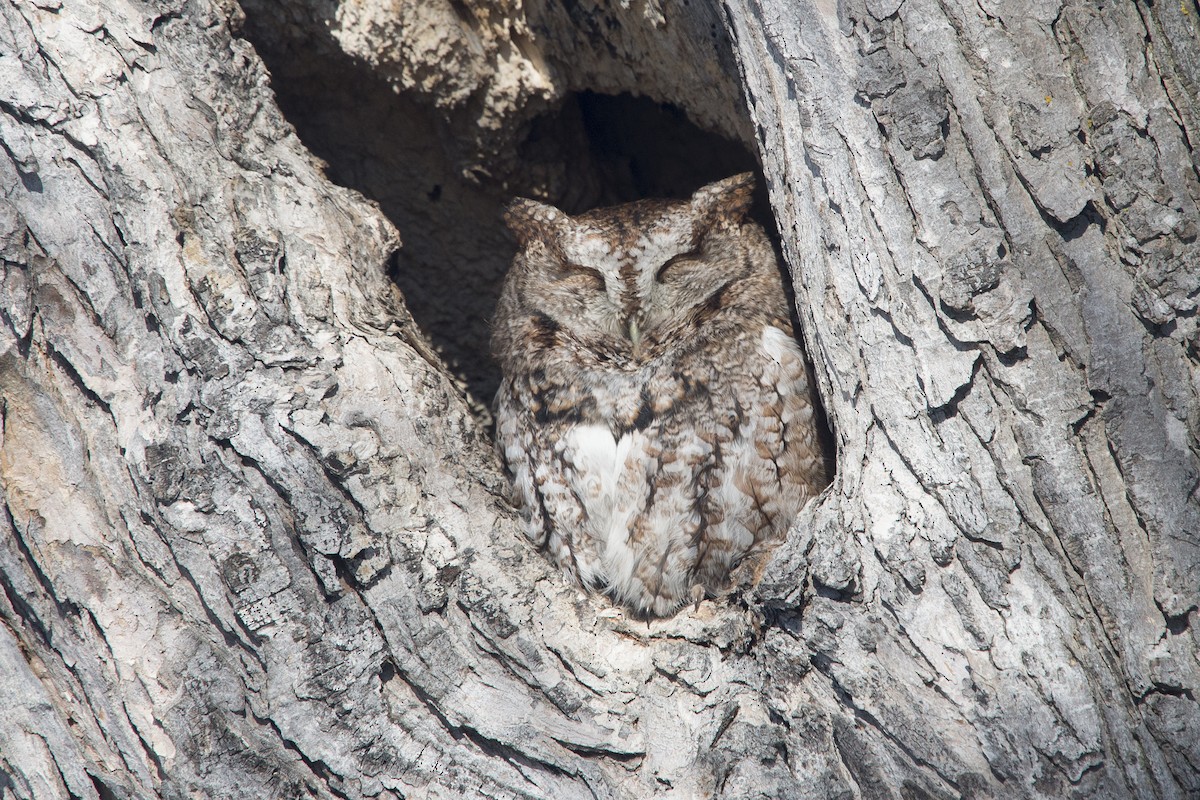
<box><xmin>562</xmin><ymin>424</ymin><xmax>643</xmax><ymax>594</ymax></box>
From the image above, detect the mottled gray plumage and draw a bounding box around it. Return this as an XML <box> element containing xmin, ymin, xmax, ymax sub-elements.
<box><xmin>492</xmin><ymin>174</ymin><xmax>826</xmax><ymax>617</ymax></box>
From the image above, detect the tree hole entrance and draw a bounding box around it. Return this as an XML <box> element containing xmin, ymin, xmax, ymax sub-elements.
<box><xmin>239</xmin><ymin>26</ymin><xmax>769</xmax><ymax>422</ymax></box>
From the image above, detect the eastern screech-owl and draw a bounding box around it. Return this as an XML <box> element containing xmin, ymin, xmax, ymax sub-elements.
<box><xmin>492</xmin><ymin>173</ymin><xmax>826</xmax><ymax>617</ymax></box>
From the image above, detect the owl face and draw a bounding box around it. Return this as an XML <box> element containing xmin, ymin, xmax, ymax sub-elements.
<box><xmin>500</xmin><ymin>174</ymin><xmax>759</xmax><ymax>362</ymax></box>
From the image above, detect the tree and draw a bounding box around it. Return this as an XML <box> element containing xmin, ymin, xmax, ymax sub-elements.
<box><xmin>1</xmin><ymin>0</ymin><xmax>1197</xmax><ymax>797</ymax></box>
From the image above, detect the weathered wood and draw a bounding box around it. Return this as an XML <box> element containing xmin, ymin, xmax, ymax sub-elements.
<box><xmin>1</xmin><ymin>0</ymin><xmax>1197</xmax><ymax>798</ymax></box>
<box><xmin>728</xmin><ymin>0</ymin><xmax>1200</xmax><ymax>795</ymax></box>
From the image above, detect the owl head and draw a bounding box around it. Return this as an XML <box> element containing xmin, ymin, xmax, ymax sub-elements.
<box><xmin>495</xmin><ymin>173</ymin><xmax>765</xmax><ymax>367</ymax></box>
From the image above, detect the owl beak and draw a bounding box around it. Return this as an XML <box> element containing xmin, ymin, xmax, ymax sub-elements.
<box><xmin>626</xmin><ymin>316</ymin><xmax>643</xmax><ymax>358</ymax></box>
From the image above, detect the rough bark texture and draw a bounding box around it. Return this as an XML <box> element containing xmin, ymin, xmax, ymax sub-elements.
<box><xmin>1</xmin><ymin>1</ymin><xmax>1197</xmax><ymax>800</ymax></box>
<box><xmin>729</xmin><ymin>0</ymin><xmax>1200</xmax><ymax>796</ymax></box>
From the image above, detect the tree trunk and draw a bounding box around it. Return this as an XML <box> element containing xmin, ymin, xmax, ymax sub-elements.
<box><xmin>1</xmin><ymin>0</ymin><xmax>1197</xmax><ymax>799</ymax></box>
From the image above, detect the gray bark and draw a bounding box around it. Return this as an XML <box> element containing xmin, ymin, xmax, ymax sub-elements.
<box><xmin>728</xmin><ymin>0</ymin><xmax>1200</xmax><ymax>796</ymax></box>
<box><xmin>1</xmin><ymin>1</ymin><xmax>1197</xmax><ymax>799</ymax></box>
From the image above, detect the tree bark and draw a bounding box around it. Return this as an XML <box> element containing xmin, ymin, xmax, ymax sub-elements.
<box><xmin>727</xmin><ymin>0</ymin><xmax>1200</xmax><ymax>796</ymax></box>
<box><xmin>1</xmin><ymin>1</ymin><xmax>1197</xmax><ymax>799</ymax></box>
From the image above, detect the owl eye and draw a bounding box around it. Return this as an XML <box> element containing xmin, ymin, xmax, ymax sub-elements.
<box><xmin>560</xmin><ymin>262</ymin><xmax>606</xmax><ymax>289</ymax></box>
<box><xmin>655</xmin><ymin>247</ymin><xmax>703</xmax><ymax>282</ymax></box>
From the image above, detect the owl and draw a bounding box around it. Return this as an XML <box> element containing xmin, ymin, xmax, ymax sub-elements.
<box><xmin>491</xmin><ymin>173</ymin><xmax>827</xmax><ymax>617</ymax></box>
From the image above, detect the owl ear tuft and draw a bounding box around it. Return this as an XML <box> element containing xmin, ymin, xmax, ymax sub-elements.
<box><xmin>690</xmin><ymin>172</ymin><xmax>756</xmax><ymax>223</ymax></box>
<box><xmin>504</xmin><ymin>198</ymin><xmax>571</xmax><ymax>246</ymax></box>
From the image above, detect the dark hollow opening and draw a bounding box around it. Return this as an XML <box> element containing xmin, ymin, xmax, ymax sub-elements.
<box><xmin>540</xmin><ymin>92</ymin><xmax>760</xmax><ymax>211</ymax></box>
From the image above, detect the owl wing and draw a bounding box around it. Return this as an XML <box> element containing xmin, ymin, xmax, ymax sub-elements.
<box><xmin>756</xmin><ymin>322</ymin><xmax>828</xmax><ymax>505</ymax></box>
<box><xmin>494</xmin><ymin>377</ymin><xmax>606</xmax><ymax>587</ymax></box>
<box><xmin>621</xmin><ymin>321</ymin><xmax>824</xmax><ymax>608</ymax></box>
<box><xmin>693</xmin><ymin>322</ymin><xmax>824</xmax><ymax>584</ymax></box>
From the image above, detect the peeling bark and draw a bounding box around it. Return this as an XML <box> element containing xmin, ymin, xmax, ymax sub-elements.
<box><xmin>1</xmin><ymin>1</ymin><xmax>1197</xmax><ymax>799</ymax></box>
